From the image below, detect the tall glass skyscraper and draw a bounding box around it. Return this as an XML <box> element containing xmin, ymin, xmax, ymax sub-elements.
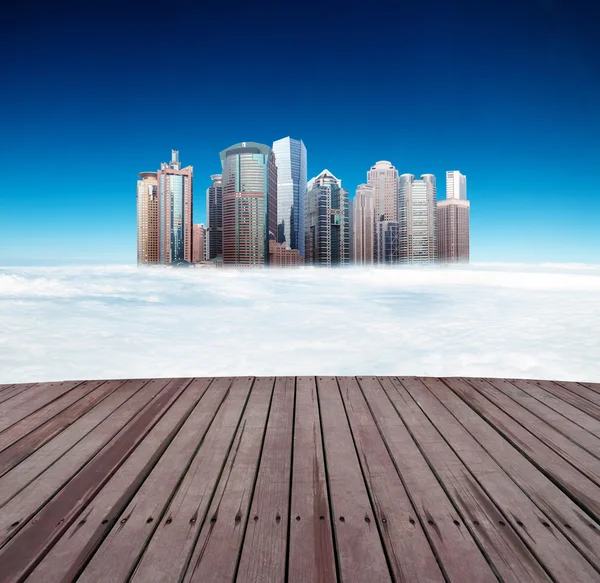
<box><xmin>157</xmin><ymin>150</ymin><xmax>193</xmax><ymax>265</ymax></box>
<box><xmin>398</xmin><ymin>173</ymin><xmax>437</xmax><ymax>264</ymax></box>
<box><xmin>305</xmin><ymin>170</ymin><xmax>349</xmax><ymax>266</ymax></box>
<box><xmin>220</xmin><ymin>142</ymin><xmax>277</xmax><ymax>266</ymax></box>
<box><xmin>206</xmin><ymin>173</ymin><xmax>223</xmax><ymax>260</ymax></box>
<box><xmin>272</xmin><ymin>137</ymin><xmax>307</xmax><ymax>258</ymax></box>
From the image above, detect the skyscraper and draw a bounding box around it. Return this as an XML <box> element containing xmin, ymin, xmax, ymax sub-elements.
<box><xmin>398</xmin><ymin>173</ymin><xmax>437</xmax><ymax>264</ymax></box>
<box><xmin>446</xmin><ymin>170</ymin><xmax>467</xmax><ymax>200</ymax></box>
<box><xmin>438</xmin><ymin>171</ymin><xmax>470</xmax><ymax>263</ymax></box>
<box><xmin>272</xmin><ymin>137</ymin><xmax>307</xmax><ymax>258</ymax></box>
<box><xmin>377</xmin><ymin>220</ymin><xmax>400</xmax><ymax>264</ymax></box>
<box><xmin>192</xmin><ymin>224</ymin><xmax>206</xmax><ymax>263</ymax></box>
<box><xmin>157</xmin><ymin>150</ymin><xmax>193</xmax><ymax>264</ymax></box>
<box><xmin>367</xmin><ymin>161</ymin><xmax>399</xmax><ymax>262</ymax></box>
<box><xmin>305</xmin><ymin>169</ymin><xmax>349</xmax><ymax>266</ymax></box>
<box><xmin>367</xmin><ymin>160</ymin><xmax>399</xmax><ymax>222</ymax></box>
<box><xmin>352</xmin><ymin>184</ymin><xmax>375</xmax><ymax>264</ymax></box>
<box><xmin>206</xmin><ymin>174</ymin><xmax>223</xmax><ymax>260</ymax></box>
<box><xmin>136</xmin><ymin>172</ymin><xmax>159</xmax><ymax>264</ymax></box>
<box><xmin>220</xmin><ymin>142</ymin><xmax>277</xmax><ymax>266</ymax></box>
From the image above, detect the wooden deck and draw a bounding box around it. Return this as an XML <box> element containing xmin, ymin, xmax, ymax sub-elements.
<box><xmin>0</xmin><ymin>377</ymin><xmax>599</xmax><ymax>582</ymax></box>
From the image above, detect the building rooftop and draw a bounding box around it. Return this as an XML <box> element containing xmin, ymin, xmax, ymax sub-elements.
<box><xmin>0</xmin><ymin>375</ymin><xmax>599</xmax><ymax>582</ymax></box>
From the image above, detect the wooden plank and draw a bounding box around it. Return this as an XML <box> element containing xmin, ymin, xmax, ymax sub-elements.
<box><xmin>236</xmin><ymin>377</ymin><xmax>295</xmax><ymax>582</ymax></box>
<box><xmin>555</xmin><ymin>381</ymin><xmax>600</xmax><ymax>407</ymax></box>
<box><xmin>475</xmin><ymin>378</ymin><xmax>600</xmax><ymax>486</ymax></box>
<box><xmin>579</xmin><ymin>381</ymin><xmax>600</xmax><ymax>395</ymax></box>
<box><xmin>403</xmin><ymin>376</ymin><xmax>600</xmax><ymax>583</ymax></box>
<box><xmin>0</xmin><ymin>379</ymin><xmax>150</xmax><ymax>507</ymax></box>
<box><xmin>63</xmin><ymin>377</ymin><xmax>223</xmax><ymax>583</ymax></box>
<box><xmin>0</xmin><ymin>384</ymin><xmax>38</xmax><ymax>406</ymax></box>
<box><xmin>0</xmin><ymin>378</ymin><xmax>172</xmax><ymax>548</ymax></box>
<box><xmin>526</xmin><ymin>380</ymin><xmax>600</xmax><ymax>421</ymax></box>
<box><xmin>287</xmin><ymin>376</ymin><xmax>337</xmax><ymax>583</ymax></box>
<box><xmin>382</xmin><ymin>376</ymin><xmax>550</xmax><ymax>583</ymax></box>
<box><xmin>315</xmin><ymin>376</ymin><xmax>391</xmax><ymax>583</ymax></box>
<box><xmin>25</xmin><ymin>379</ymin><xmax>226</xmax><ymax>583</ymax></box>
<box><xmin>0</xmin><ymin>380</ymin><xmax>109</xmax><ymax>449</ymax></box>
<box><xmin>182</xmin><ymin>377</ymin><xmax>275</xmax><ymax>583</ymax></box>
<box><xmin>0</xmin><ymin>380</ymin><xmax>125</xmax><ymax>477</ymax></box>
<box><xmin>430</xmin><ymin>377</ymin><xmax>600</xmax><ymax>571</ymax></box>
<box><xmin>0</xmin><ymin>381</ymin><xmax>84</xmax><ymax>432</ymax></box>
<box><xmin>358</xmin><ymin>377</ymin><xmax>496</xmax><ymax>583</ymax></box>
<box><xmin>446</xmin><ymin>377</ymin><xmax>600</xmax><ymax>521</ymax></box>
<box><xmin>337</xmin><ymin>376</ymin><xmax>444</xmax><ymax>582</ymax></box>
<box><xmin>0</xmin><ymin>377</ymin><xmax>195</xmax><ymax>583</ymax></box>
<box><xmin>0</xmin><ymin>384</ymin><xmax>14</xmax><ymax>394</ymax></box>
<box><xmin>128</xmin><ymin>376</ymin><xmax>255</xmax><ymax>583</ymax></box>
<box><xmin>506</xmin><ymin>379</ymin><xmax>600</xmax><ymax>452</ymax></box>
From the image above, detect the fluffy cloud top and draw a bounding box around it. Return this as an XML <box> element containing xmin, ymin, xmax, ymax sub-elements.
<box><xmin>1</xmin><ymin>264</ymin><xmax>599</xmax><ymax>384</ymax></box>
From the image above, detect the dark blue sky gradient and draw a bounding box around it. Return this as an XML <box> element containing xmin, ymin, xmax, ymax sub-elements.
<box><xmin>1</xmin><ymin>0</ymin><xmax>599</xmax><ymax>264</ymax></box>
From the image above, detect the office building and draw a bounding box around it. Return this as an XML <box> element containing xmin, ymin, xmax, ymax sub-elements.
<box><xmin>220</xmin><ymin>142</ymin><xmax>277</xmax><ymax>266</ymax></box>
<box><xmin>367</xmin><ymin>160</ymin><xmax>399</xmax><ymax>222</ymax></box>
<box><xmin>136</xmin><ymin>172</ymin><xmax>159</xmax><ymax>264</ymax></box>
<box><xmin>157</xmin><ymin>150</ymin><xmax>193</xmax><ymax>264</ymax></box>
<box><xmin>269</xmin><ymin>240</ymin><xmax>304</xmax><ymax>267</ymax></box>
<box><xmin>398</xmin><ymin>173</ymin><xmax>437</xmax><ymax>264</ymax></box>
<box><xmin>377</xmin><ymin>220</ymin><xmax>400</xmax><ymax>264</ymax></box>
<box><xmin>192</xmin><ymin>224</ymin><xmax>206</xmax><ymax>263</ymax></box>
<box><xmin>305</xmin><ymin>169</ymin><xmax>349</xmax><ymax>266</ymax></box>
<box><xmin>437</xmin><ymin>170</ymin><xmax>470</xmax><ymax>263</ymax></box>
<box><xmin>446</xmin><ymin>170</ymin><xmax>467</xmax><ymax>200</ymax></box>
<box><xmin>206</xmin><ymin>174</ymin><xmax>223</xmax><ymax>260</ymax></box>
<box><xmin>272</xmin><ymin>137</ymin><xmax>307</xmax><ymax>258</ymax></box>
<box><xmin>352</xmin><ymin>184</ymin><xmax>375</xmax><ymax>264</ymax></box>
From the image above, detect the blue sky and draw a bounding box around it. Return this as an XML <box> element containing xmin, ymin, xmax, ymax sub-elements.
<box><xmin>1</xmin><ymin>0</ymin><xmax>598</xmax><ymax>265</ymax></box>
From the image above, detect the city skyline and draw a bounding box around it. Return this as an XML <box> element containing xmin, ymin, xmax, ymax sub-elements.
<box><xmin>2</xmin><ymin>1</ymin><xmax>598</xmax><ymax>265</ymax></box>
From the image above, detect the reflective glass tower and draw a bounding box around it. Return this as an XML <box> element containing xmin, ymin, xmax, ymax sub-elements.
<box><xmin>206</xmin><ymin>174</ymin><xmax>223</xmax><ymax>260</ymax></box>
<box><xmin>157</xmin><ymin>150</ymin><xmax>193</xmax><ymax>264</ymax></box>
<box><xmin>305</xmin><ymin>170</ymin><xmax>350</xmax><ymax>266</ymax></box>
<box><xmin>272</xmin><ymin>137</ymin><xmax>307</xmax><ymax>258</ymax></box>
<box><xmin>220</xmin><ymin>142</ymin><xmax>277</xmax><ymax>266</ymax></box>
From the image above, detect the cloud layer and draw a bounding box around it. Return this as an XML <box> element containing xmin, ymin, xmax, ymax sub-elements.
<box><xmin>1</xmin><ymin>264</ymin><xmax>599</xmax><ymax>384</ymax></box>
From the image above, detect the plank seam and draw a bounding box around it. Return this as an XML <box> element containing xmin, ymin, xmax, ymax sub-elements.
<box><xmin>393</xmin><ymin>378</ymin><xmax>560</xmax><ymax>583</ymax></box>
<box><xmin>314</xmin><ymin>377</ymin><xmax>342</xmax><ymax>583</ymax></box>
<box><xmin>176</xmin><ymin>377</ymin><xmax>256</xmax><ymax>582</ymax></box>
<box><xmin>382</xmin><ymin>378</ymin><xmax>505</xmax><ymax>583</ymax></box>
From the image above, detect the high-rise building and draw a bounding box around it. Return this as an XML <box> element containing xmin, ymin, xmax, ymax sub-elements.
<box><xmin>272</xmin><ymin>137</ymin><xmax>307</xmax><ymax>258</ymax></box>
<box><xmin>438</xmin><ymin>171</ymin><xmax>470</xmax><ymax>263</ymax></box>
<box><xmin>192</xmin><ymin>224</ymin><xmax>206</xmax><ymax>263</ymax></box>
<box><xmin>446</xmin><ymin>170</ymin><xmax>467</xmax><ymax>200</ymax></box>
<box><xmin>136</xmin><ymin>172</ymin><xmax>159</xmax><ymax>264</ymax></box>
<box><xmin>269</xmin><ymin>240</ymin><xmax>304</xmax><ymax>267</ymax></box>
<box><xmin>367</xmin><ymin>161</ymin><xmax>399</xmax><ymax>222</ymax></box>
<box><xmin>377</xmin><ymin>220</ymin><xmax>400</xmax><ymax>264</ymax></box>
<box><xmin>220</xmin><ymin>142</ymin><xmax>277</xmax><ymax>266</ymax></box>
<box><xmin>352</xmin><ymin>184</ymin><xmax>375</xmax><ymax>264</ymax></box>
<box><xmin>305</xmin><ymin>169</ymin><xmax>349</xmax><ymax>266</ymax></box>
<box><xmin>157</xmin><ymin>150</ymin><xmax>193</xmax><ymax>264</ymax></box>
<box><xmin>398</xmin><ymin>173</ymin><xmax>437</xmax><ymax>264</ymax></box>
<box><xmin>206</xmin><ymin>174</ymin><xmax>223</xmax><ymax>260</ymax></box>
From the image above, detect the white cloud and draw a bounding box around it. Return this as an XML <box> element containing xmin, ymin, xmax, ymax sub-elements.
<box><xmin>0</xmin><ymin>264</ymin><xmax>599</xmax><ymax>384</ymax></box>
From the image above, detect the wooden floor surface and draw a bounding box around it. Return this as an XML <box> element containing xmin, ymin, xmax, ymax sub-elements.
<box><xmin>0</xmin><ymin>376</ymin><xmax>599</xmax><ymax>582</ymax></box>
